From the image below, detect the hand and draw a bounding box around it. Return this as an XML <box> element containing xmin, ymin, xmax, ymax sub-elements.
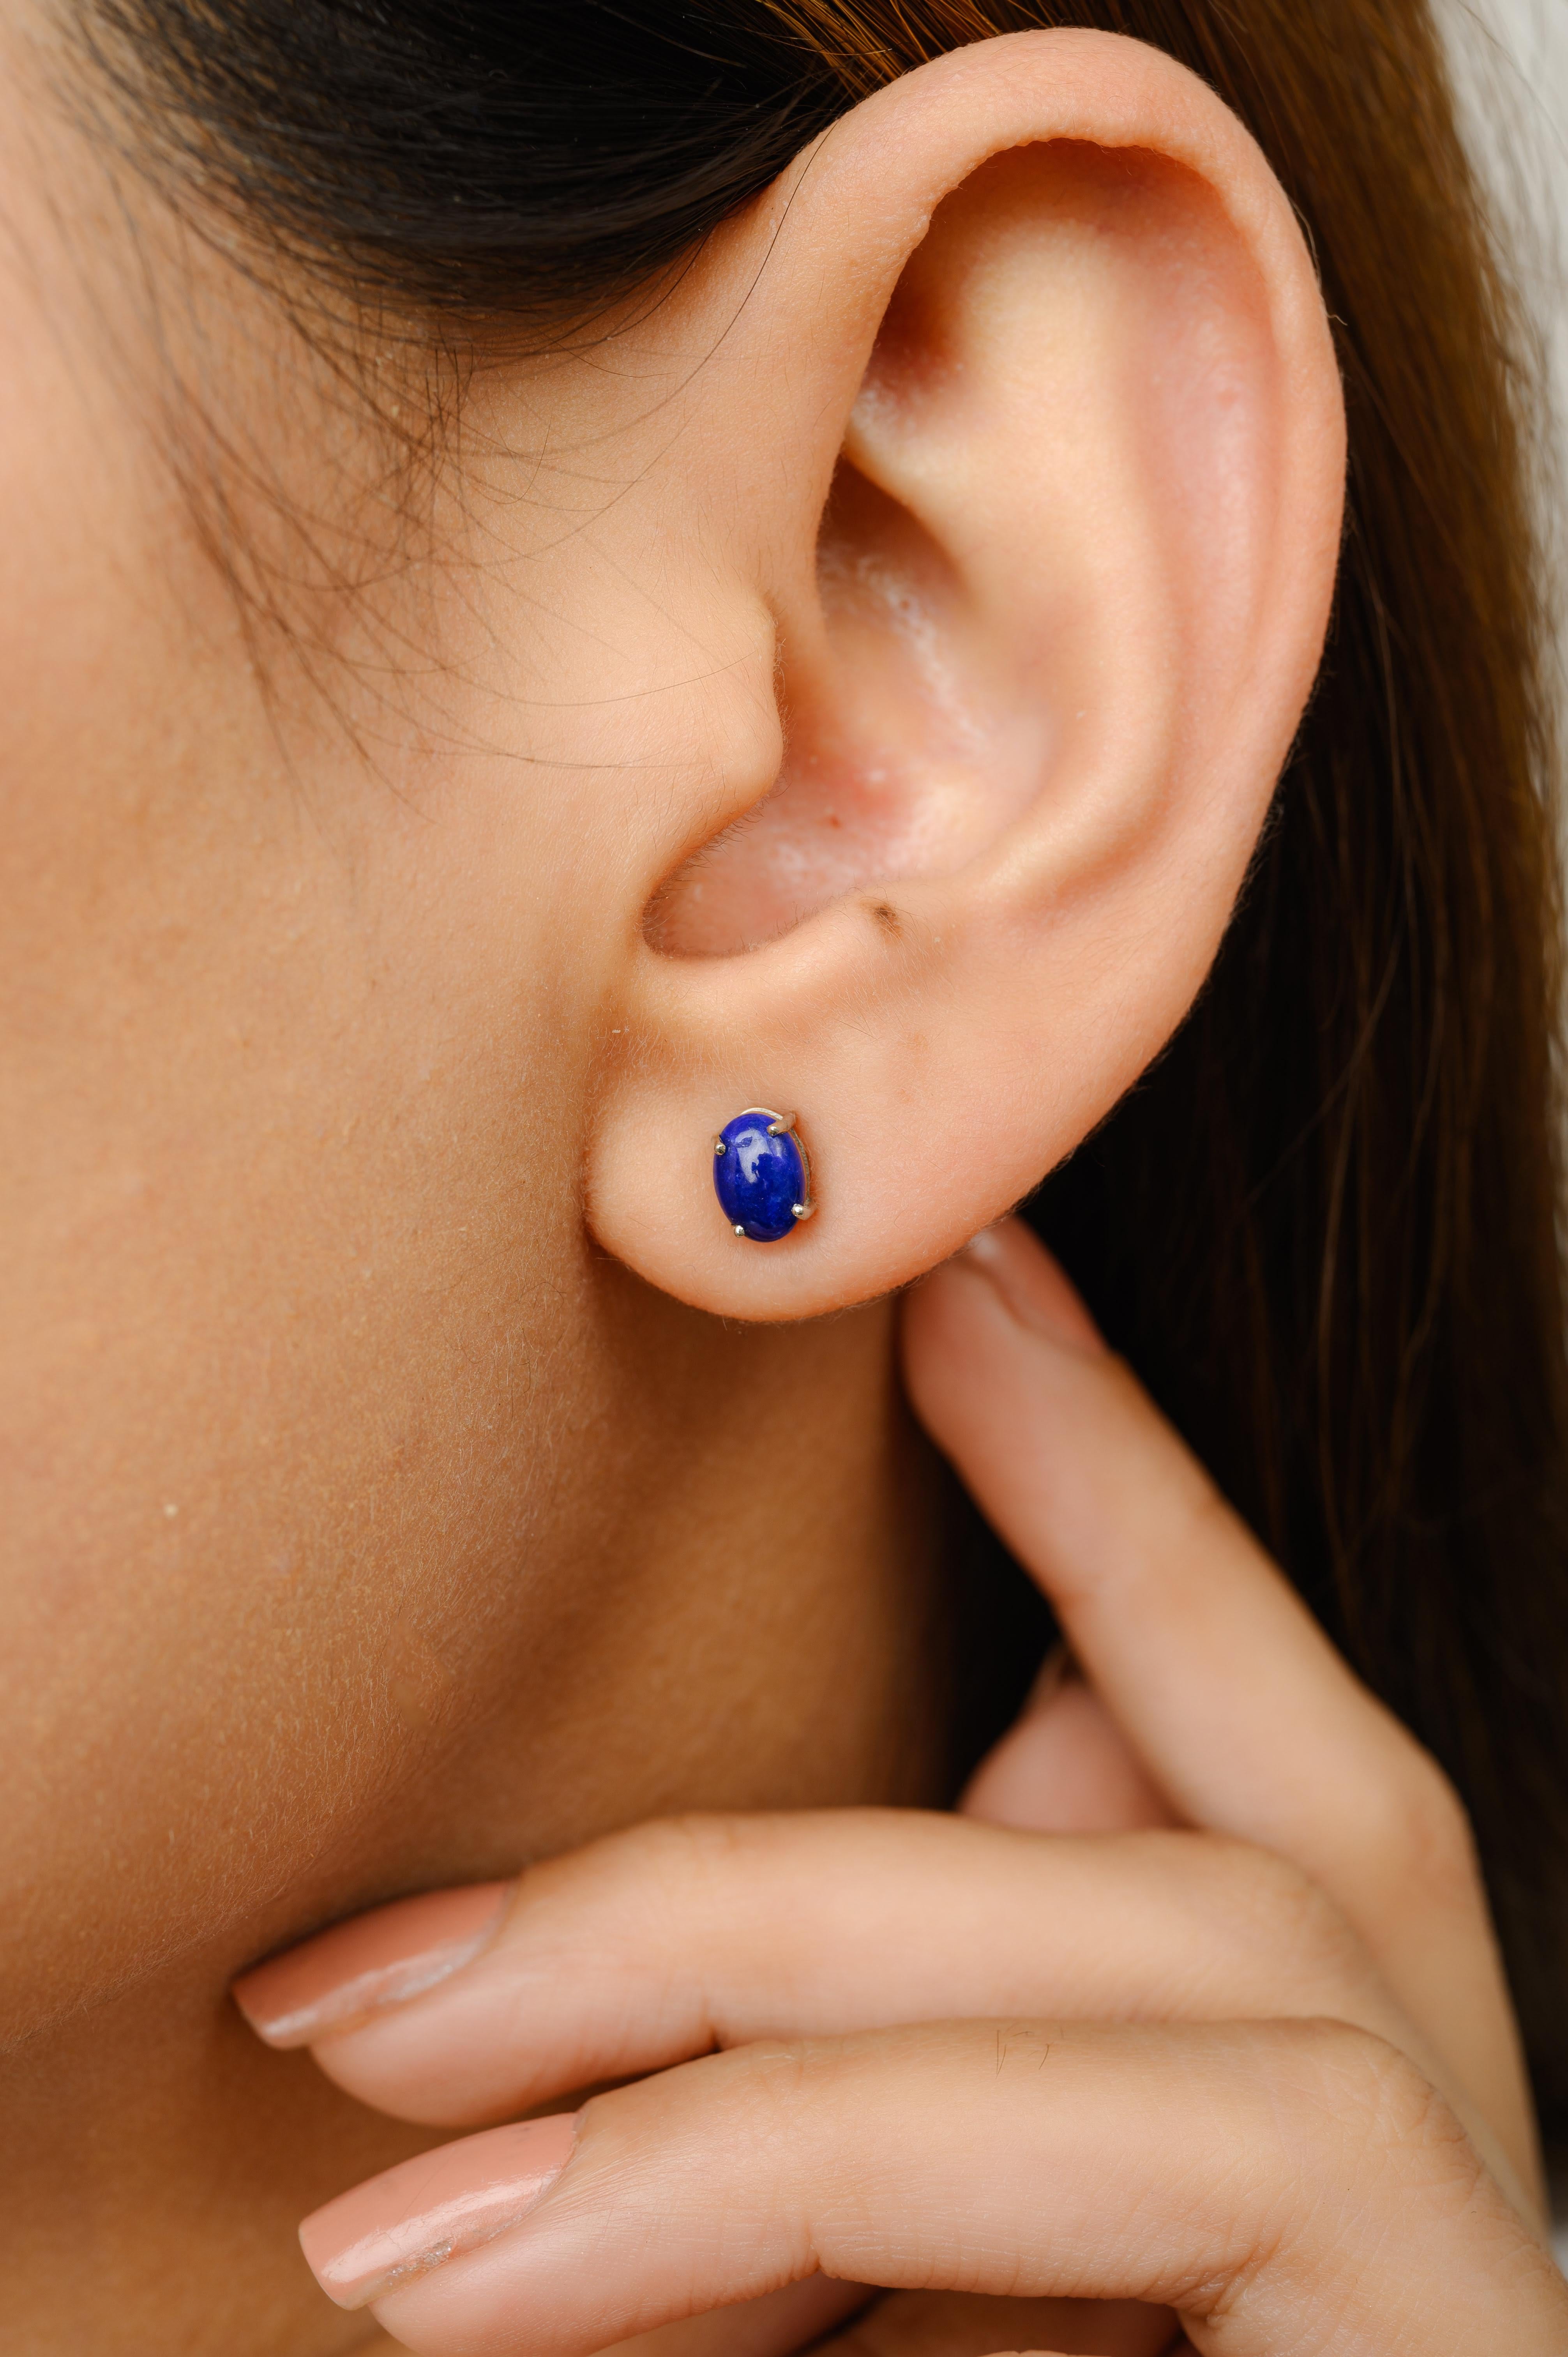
<box><xmin>233</xmin><ymin>1219</ymin><xmax>1567</xmax><ymax>2357</ymax></box>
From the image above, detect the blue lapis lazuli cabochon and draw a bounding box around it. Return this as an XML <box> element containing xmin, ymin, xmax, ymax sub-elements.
<box><xmin>713</xmin><ymin>1111</ymin><xmax>809</xmax><ymax>1242</ymax></box>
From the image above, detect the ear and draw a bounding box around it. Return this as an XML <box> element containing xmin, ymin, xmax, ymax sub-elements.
<box><xmin>588</xmin><ymin>29</ymin><xmax>1345</xmax><ymax>1319</ymax></box>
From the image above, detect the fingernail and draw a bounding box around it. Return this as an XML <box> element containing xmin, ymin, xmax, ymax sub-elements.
<box><xmin>233</xmin><ymin>1882</ymin><xmax>512</xmax><ymax>2048</ymax></box>
<box><xmin>957</xmin><ymin>1220</ymin><xmax>1105</xmax><ymax>1355</ymax></box>
<box><xmin>299</xmin><ymin>2113</ymin><xmax>578</xmax><ymax>2309</ymax></box>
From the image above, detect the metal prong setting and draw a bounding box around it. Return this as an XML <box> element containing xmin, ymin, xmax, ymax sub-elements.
<box><xmin>765</xmin><ymin>1113</ymin><xmax>797</xmax><ymax>1137</ymax></box>
<box><xmin>733</xmin><ymin>1223</ymin><xmax>746</xmax><ymax>1236</ymax></box>
<box><xmin>713</xmin><ymin>1135</ymin><xmax>727</xmax><ymax>1156</ymax></box>
<box><xmin>791</xmin><ymin>1202</ymin><xmax>815</xmax><ymax>1221</ymax></box>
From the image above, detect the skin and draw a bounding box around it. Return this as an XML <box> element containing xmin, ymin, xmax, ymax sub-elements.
<box><xmin>0</xmin><ymin>7</ymin><xmax>1555</xmax><ymax>2351</ymax></box>
<box><xmin>247</xmin><ymin>1223</ymin><xmax>1565</xmax><ymax>2357</ymax></box>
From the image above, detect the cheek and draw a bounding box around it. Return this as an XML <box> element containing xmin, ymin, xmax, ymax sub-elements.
<box><xmin>0</xmin><ymin>640</ymin><xmax>608</xmax><ymax>2028</ymax></box>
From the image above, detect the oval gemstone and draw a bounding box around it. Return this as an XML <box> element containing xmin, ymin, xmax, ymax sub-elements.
<box><xmin>713</xmin><ymin>1111</ymin><xmax>809</xmax><ymax>1243</ymax></box>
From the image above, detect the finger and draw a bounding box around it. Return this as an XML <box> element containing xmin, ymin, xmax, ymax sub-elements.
<box><xmin>231</xmin><ymin>1809</ymin><xmax>1549</xmax><ymax>2223</ymax></box>
<box><xmin>903</xmin><ymin>1221</ymin><xmax>1453</xmax><ymax>1903</ymax></box>
<box><xmin>960</xmin><ymin>1654</ymin><xmax>1176</xmax><ymax>1834</ymax></box>
<box><xmin>295</xmin><ymin>2019</ymin><xmax>1565</xmax><ymax>2357</ymax></box>
<box><xmin>902</xmin><ymin>1221</ymin><xmax>1536</xmax><ymax>2191</ymax></box>
<box><xmin>235</xmin><ymin>1812</ymin><xmax>1416</xmax><ymax>2126</ymax></box>
<box><xmin>586</xmin><ymin>2271</ymin><xmax>873</xmax><ymax>2357</ymax></box>
<box><xmin>811</xmin><ymin>2285</ymin><xmax>1177</xmax><ymax>2357</ymax></box>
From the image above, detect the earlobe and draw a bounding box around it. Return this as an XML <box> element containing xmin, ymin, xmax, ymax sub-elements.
<box><xmin>588</xmin><ymin>30</ymin><xmax>1346</xmax><ymax>1321</ymax></box>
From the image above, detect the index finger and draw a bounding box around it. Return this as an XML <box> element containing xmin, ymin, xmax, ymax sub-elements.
<box><xmin>901</xmin><ymin>1219</ymin><xmax>1533</xmax><ymax>2177</ymax></box>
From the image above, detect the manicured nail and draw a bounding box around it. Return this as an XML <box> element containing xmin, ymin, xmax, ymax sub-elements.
<box><xmin>233</xmin><ymin>1882</ymin><xmax>512</xmax><ymax>2048</ymax></box>
<box><xmin>300</xmin><ymin>2113</ymin><xmax>578</xmax><ymax>2308</ymax></box>
<box><xmin>957</xmin><ymin>1221</ymin><xmax>1105</xmax><ymax>1354</ymax></box>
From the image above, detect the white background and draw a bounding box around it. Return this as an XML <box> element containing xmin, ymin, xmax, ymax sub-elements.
<box><xmin>1444</xmin><ymin>0</ymin><xmax>1567</xmax><ymax>656</ymax></box>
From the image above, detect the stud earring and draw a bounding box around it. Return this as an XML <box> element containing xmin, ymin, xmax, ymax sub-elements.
<box><xmin>712</xmin><ymin>1109</ymin><xmax>815</xmax><ymax>1242</ymax></box>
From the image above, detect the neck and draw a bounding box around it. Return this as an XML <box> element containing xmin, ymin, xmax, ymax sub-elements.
<box><xmin>5</xmin><ymin>1284</ymin><xmax>946</xmax><ymax>2355</ymax></box>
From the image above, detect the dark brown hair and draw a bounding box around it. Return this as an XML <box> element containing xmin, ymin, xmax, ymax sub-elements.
<box><xmin>94</xmin><ymin>0</ymin><xmax>1568</xmax><ymax>2122</ymax></box>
